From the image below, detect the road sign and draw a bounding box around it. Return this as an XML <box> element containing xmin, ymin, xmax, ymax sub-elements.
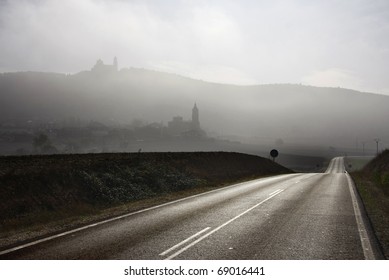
<box><xmin>270</xmin><ymin>149</ymin><xmax>279</xmax><ymax>161</ymax></box>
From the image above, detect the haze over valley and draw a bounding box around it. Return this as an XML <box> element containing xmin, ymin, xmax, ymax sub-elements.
<box><xmin>1</xmin><ymin>58</ymin><xmax>388</xmax><ymax>161</ymax></box>
<box><xmin>1</xmin><ymin>0</ymin><xmax>389</xmax><ymax>162</ymax></box>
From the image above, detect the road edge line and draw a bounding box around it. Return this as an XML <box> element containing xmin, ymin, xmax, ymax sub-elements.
<box><xmin>345</xmin><ymin>173</ymin><xmax>378</xmax><ymax>260</ymax></box>
<box><xmin>0</xmin><ymin>174</ymin><xmax>298</xmax><ymax>256</ymax></box>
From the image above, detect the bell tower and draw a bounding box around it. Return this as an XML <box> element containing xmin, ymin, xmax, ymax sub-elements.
<box><xmin>192</xmin><ymin>103</ymin><xmax>200</xmax><ymax>130</ymax></box>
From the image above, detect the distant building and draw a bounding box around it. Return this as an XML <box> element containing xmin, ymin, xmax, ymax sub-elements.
<box><xmin>192</xmin><ymin>103</ymin><xmax>200</xmax><ymax>130</ymax></box>
<box><xmin>167</xmin><ymin>103</ymin><xmax>205</xmax><ymax>138</ymax></box>
<box><xmin>91</xmin><ymin>57</ymin><xmax>118</xmax><ymax>74</ymax></box>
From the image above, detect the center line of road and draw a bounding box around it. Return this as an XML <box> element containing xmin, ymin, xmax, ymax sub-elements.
<box><xmin>163</xmin><ymin>189</ymin><xmax>285</xmax><ymax>260</ymax></box>
<box><xmin>159</xmin><ymin>227</ymin><xmax>211</xmax><ymax>257</ymax></box>
<box><xmin>268</xmin><ymin>189</ymin><xmax>281</xmax><ymax>196</ymax></box>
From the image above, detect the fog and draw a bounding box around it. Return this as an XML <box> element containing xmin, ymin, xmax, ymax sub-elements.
<box><xmin>1</xmin><ymin>1</ymin><xmax>389</xmax><ymax>161</ymax></box>
<box><xmin>1</xmin><ymin>67</ymin><xmax>389</xmax><ymax>154</ymax></box>
<box><xmin>1</xmin><ymin>0</ymin><xmax>389</xmax><ymax>94</ymax></box>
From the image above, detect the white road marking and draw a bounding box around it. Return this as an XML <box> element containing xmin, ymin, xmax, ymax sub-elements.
<box><xmin>345</xmin><ymin>173</ymin><xmax>376</xmax><ymax>260</ymax></box>
<box><xmin>268</xmin><ymin>189</ymin><xmax>281</xmax><ymax>196</ymax></box>
<box><xmin>325</xmin><ymin>157</ymin><xmax>341</xmax><ymax>173</ymax></box>
<box><xmin>164</xmin><ymin>189</ymin><xmax>285</xmax><ymax>260</ymax></box>
<box><xmin>159</xmin><ymin>227</ymin><xmax>211</xmax><ymax>256</ymax></box>
<box><xmin>0</xmin><ymin>174</ymin><xmax>297</xmax><ymax>256</ymax></box>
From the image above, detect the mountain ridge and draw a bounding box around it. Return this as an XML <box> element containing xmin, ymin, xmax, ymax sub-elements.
<box><xmin>1</xmin><ymin>67</ymin><xmax>389</xmax><ymax>150</ymax></box>
<box><xmin>2</xmin><ymin>67</ymin><xmax>386</xmax><ymax>98</ymax></box>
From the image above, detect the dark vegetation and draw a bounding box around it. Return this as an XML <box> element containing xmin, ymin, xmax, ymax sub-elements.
<box><xmin>351</xmin><ymin>150</ymin><xmax>389</xmax><ymax>259</ymax></box>
<box><xmin>0</xmin><ymin>152</ymin><xmax>291</xmax><ymax>237</ymax></box>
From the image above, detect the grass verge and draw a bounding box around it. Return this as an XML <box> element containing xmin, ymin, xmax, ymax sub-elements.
<box><xmin>350</xmin><ymin>151</ymin><xmax>389</xmax><ymax>259</ymax></box>
<box><xmin>0</xmin><ymin>152</ymin><xmax>291</xmax><ymax>249</ymax></box>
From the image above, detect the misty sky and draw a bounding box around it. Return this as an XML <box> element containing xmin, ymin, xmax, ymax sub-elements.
<box><xmin>1</xmin><ymin>0</ymin><xmax>389</xmax><ymax>94</ymax></box>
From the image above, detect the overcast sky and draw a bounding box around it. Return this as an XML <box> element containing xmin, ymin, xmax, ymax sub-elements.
<box><xmin>1</xmin><ymin>0</ymin><xmax>389</xmax><ymax>94</ymax></box>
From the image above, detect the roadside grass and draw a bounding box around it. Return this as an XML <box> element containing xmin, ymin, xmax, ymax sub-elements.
<box><xmin>0</xmin><ymin>152</ymin><xmax>291</xmax><ymax>249</ymax></box>
<box><xmin>350</xmin><ymin>151</ymin><xmax>389</xmax><ymax>259</ymax></box>
<box><xmin>0</xmin><ymin>175</ymin><xmax>271</xmax><ymax>249</ymax></box>
<box><xmin>0</xmin><ymin>183</ymin><xmax>233</xmax><ymax>248</ymax></box>
<box><xmin>352</xmin><ymin>173</ymin><xmax>389</xmax><ymax>259</ymax></box>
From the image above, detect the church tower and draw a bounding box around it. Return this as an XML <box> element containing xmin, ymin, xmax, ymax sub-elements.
<box><xmin>192</xmin><ymin>103</ymin><xmax>200</xmax><ymax>130</ymax></box>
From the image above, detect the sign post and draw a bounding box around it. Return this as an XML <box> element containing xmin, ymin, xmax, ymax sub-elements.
<box><xmin>270</xmin><ymin>149</ymin><xmax>279</xmax><ymax>162</ymax></box>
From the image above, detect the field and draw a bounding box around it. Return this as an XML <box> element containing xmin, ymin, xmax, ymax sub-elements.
<box><xmin>0</xmin><ymin>151</ymin><xmax>292</xmax><ymax>248</ymax></box>
<box><xmin>344</xmin><ymin>156</ymin><xmax>374</xmax><ymax>171</ymax></box>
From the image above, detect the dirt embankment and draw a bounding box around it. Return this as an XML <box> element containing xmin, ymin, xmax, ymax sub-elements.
<box><xmin>0</xmin><ymin>152</ymin><xmax>292</xmax><ymax>240</ymax></box>
<box><xmin>351</xmin><ymin>150</ymin><xmax>389</xmax><ymax>259</ymax></box>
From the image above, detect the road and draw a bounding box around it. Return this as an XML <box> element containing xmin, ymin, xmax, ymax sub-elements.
<box><xmin>0</xmin><ymin>157</ymin><xmax>382</xmax><ymax>259</ymax></box>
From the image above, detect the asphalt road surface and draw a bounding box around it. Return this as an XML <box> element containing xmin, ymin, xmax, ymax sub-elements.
<box><xmin>0</xmin><ymin>157</ymin><xmax>382</xmax><ymax>259</ymax></box>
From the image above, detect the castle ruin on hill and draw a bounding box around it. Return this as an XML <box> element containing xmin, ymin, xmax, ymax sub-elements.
<box><xmin>91</xmin><ymin>57</ymin><xmax>118</xmax><ymax>74</ymax></box>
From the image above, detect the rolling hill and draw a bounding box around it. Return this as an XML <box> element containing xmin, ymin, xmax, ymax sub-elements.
<box><xmin>1</xmin><ymin>67</ymin><xmax>389</xmax><ymax>150</ymax></box>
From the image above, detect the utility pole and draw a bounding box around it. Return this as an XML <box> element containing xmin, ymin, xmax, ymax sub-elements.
<box><xmin>374</xmin><ymin>138</ymin><xmax>380</xmax><ymax>155</ymax></box>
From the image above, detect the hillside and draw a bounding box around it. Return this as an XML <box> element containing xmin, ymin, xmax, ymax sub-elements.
<box><xmin>0</xmin><ymin>151</ymin><xmax>291</xmax><ymax>247</ymax></box>
<box><xmin>362</xmin><ymin>150</ymin><xmax>389</xmax><ymax>177</ymax></box>
<box><xmin>351</xmin><ymin>150</ymin><xmax>389</xmax><ymax>258</ymax></box>
<box><xmin>1</xmin><ymin>68</ymin><xmax>389</xmax><ymax>151</ymax></box>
